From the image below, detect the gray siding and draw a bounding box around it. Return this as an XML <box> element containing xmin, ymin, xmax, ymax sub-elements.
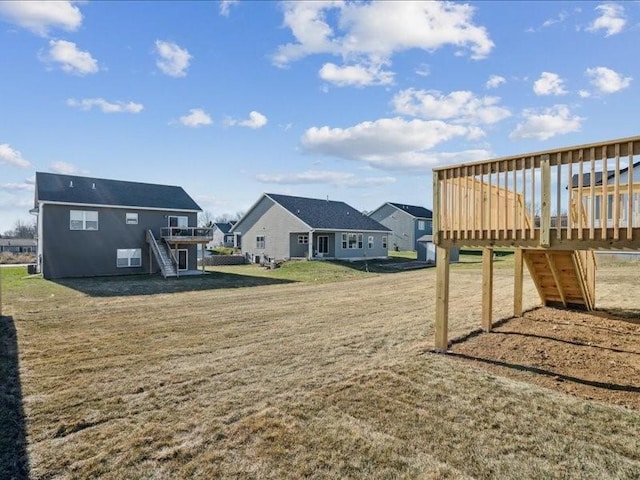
<box><xmin>236</xmin><ymin>198</ymin><xmax>307</xmax><ymax>262</ymax></box>
<box><xmin>370</xmin><ymin>204</ymin><xmax>413</xmax><ymax>251</ymax></box>
<box><xmin>41</xmin><ymin>204</ymin><xmax>197</xmax><ymax>279</ymax></box>
<box><xmin>334</xmin><ymin>231</ymin><xmax>388</xmax><ymax>259</ymax></box>
<box><xmin>289</xmin><ymin>233</ymin><xmax>310</xmax><ymax>258</ymax></box>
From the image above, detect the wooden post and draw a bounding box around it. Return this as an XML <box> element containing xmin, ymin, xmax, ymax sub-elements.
<box><xmin>434</xmin><ymin>246</ymin><xmax>450</xmax><ymax>351</ymax></box>
<box><xmin>514</xmin><ymin>248</ymin><xmax>523</xmax><ymax>317</ymax></box>
<box><xmin>540</xmin><ymin>154</ymin><xmax>551</xmax><ymax>247</ymax></box>
<box><xmin>482</xmin><ymin>247</ymin><xmax>494</xmax><ymax>331</ymax></box>
<box><xmin>432</xmin><ymin>171</ymin><xmax>441</xmax><ymax>245</ymax></box>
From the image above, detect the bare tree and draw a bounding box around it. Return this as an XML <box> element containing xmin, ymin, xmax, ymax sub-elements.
<box><xmin>4</xmin><ymin>219</ymin><xmax>37</xmax><ymax>238</ymax></box>
<box><xmin>198</xmin><ymin>210</ymin><xmax>215</xmax><ymax>228</ymax></box>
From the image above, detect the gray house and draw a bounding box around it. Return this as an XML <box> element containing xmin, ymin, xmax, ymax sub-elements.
<box><xmin>34</xmin><ymin>172</ymin><xmax>212</xmax><ymax>279</ymax></box>
<box><xmin>368</xmin><ymin>202</ymin><xmax>432</xmax><ymax>252</ymax></box>
<box><xmin>0</xmin><ymin>238</ymin><xmax>36</xmax><ymax>254</ymax></box>
<box><xmin>209</xmin><ymin>222</ymin><xmax>236</xmax><ymax>248</ymax></box>
<box><xmin>231</xmin><ymin>193</ymin><xmax>391</xmax><ymax>263</ymax></box>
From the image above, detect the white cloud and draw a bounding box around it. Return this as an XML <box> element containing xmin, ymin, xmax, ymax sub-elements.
<box><xmin>319</xmin><ymin>62</ymin><xmax>394</xmax><ymax>87</ymax></box>
<box><xmin>587</xmin><ymin>3</ymin><xmax>626</xmax><ymax>37</ymax></box>
<box><xmin>179</xmin><ymin>108</ymin><xmax>212</xmax><ymax>127</ymax></box>
<box><xmin>272</xmin><ymin>1</ymin><xmax>493</xmax><ymax>68</ymax></box>
<box><xmin>586</xmin><ymin>66</ymin><xmax>631</xmax><ymax>94</ymax></box>
<box><xmin>225</xmin><ymin>111</ymin><xmax>267</xmax><ymax>129</ymax></box>
<box><xmin>220</xmin><ymin>0</ymin><xmax>239</xmax><ymax>17</ymax></box>
<box><xmin>155</xmin><ymin>40</ymin><xmax>192</xmax><ymax>77</ymax></box>
<box><xmin>0</xmin><ymin>144</ymin><xmax>31</xmax><ymax>168</ymax></box>
<box><xmin>509</xmin><ymin>105</ymin><xmax>583</xmax><ymax>141</ymax></box>
<box><xmin>50</xmin><ymin>161</ymin><xmax>80</xmax><ymax>174</ymax></box>
<box><xmin>300</xmin><ymin>117</ymin><xmax>485</xmax><ymax>171</ymax></box>
<box><xmin>44</xmin><ymin>40</ymin><xmax>98</xmax><ymax>75</ymax></box>
<box><xmin>541</xmin><ymin>10</ymin><xmax>569</xmax><ymax>29</ymax></box>
<box><xmin>415</xmin><ymin>64</ymin><xmax>430</xmax><ymax>77</ymax></box>
<box><xmin>256</xmin><ymin>170</ymin><xmax>396</xmax><ymax>188</ymax></box>
<box><xmin>533</xmin><ymin>72</ymin><xmax>568</xmax><ymax>96</ymax></box>
<box><xmin>0</xmin><ymin>0</ymin><xmax>82</xmax><ymax>36</ymax></box>
<box><xmin>1</xmin><ymin>181</ymin><xmax>34</xmax><ymax>192</ymax></box>
<box><xmin>578</xmin><ymin>89</ymin><xmax>591</xmax><ymax>98</ymax></box>
<box><xmin>392</xmin><ymin>89</ymin><xmax>510</xmax><ymax>125</ymax></box>
<box><xmin>67</xmin><ymin>98</ymin><xmax>144</xmax><ymax>114</ymax></box>
<box><xmin>485</xmin><ymin>75</ymin><xmax>506</xmax><ymax>89</ymax></box>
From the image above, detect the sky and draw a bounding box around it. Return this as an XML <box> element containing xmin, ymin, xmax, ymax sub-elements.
<box><xmin>1</xmin><ymin>0</ymin><xmax>639</xmax><ymax>234</ymax></box>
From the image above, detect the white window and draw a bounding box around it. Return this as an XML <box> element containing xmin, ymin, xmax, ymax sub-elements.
<box><xmin>298</xmin><ymin>234</ymin><xmax>308</xmax><ymax>244</ymax></box>
<box><xmin>382</xmin><ymin>236</ymin><xmax>388</xmax><ymax>249</ymax></box>
<box><xmin>418</xmin><ymin>220</ymin><xmax>426</xmax><ymax>230</ymax></box>
<box><xmin>70</xmin><ymin>210</ymin><xmax>98</xmax><ymax>231</ymax></box>
<box><xmin>256</xmin><ymin>235</ymin><xmax>265</xmax><ymax>249</ymax></box>
<box><xmin>342</xmin><ymin>233</ymin><xmax>363</xmax><ymax>249</ymax></box>
<box><xmin>117</xmin><ymin>248</ymin><xmax>141</xmax><ymax>268</ymax></box>
<box><xmin>368</xmin><ymin>236</ymin><xmax>374</xmax><ymax>249</ymax></box>
<box><xmin>126</xmin><ymin>212</ymin><xmax>138</xmax><ymax>225</ymax></box>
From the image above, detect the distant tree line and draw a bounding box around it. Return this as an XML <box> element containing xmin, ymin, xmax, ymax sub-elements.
<box><xmin>1</xmin><ymin>219</ymin><xmax>37</xmax><ymax>239</ymax></box>
<box><xmin>198</xmin><ymin>210</ymin><xmax>244</xmax><ymax>228</ymax></box>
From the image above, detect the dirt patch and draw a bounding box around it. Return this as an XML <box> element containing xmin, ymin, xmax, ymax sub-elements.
<box><xmin>449</xmin><ymin>307</ymin><xmax>640</xmax><ymax>410</ymax></box>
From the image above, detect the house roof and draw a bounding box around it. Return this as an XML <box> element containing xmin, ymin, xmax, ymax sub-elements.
<box><xmin>214</xmin><ymin>222</ymin><xmax>235</xmax><ymax>234</ymax></box>
<box><xmin>570</xmin><ymin>160</ymin><xmax>640</xmax><ymax>188</ymax></box>
<box><xmin>388</xmin><ymin>203</ymin><xmax>433</xmax><ymax>219</ymax></box>
<box><xmin>35</xmin><ymin>172</ymin><xmax>201</xmax><ymax>211</ymax></box>
<box><xmin>266</xmin><ymin>193</ymin><xmax>391</xmax><ymax>231</ymax></box>
<box><xmin>0</xmin><ymin>238</ymin><xmax>36</xmax><ymax>247</ymax></box>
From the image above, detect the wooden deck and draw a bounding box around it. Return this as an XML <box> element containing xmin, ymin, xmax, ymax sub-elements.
<box><xmin>432</xmin><ymin>135</ymin><xmax>640</xmax><ymax>350</ymax></box>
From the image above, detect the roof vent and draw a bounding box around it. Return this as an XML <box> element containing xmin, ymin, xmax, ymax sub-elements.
<box><xmin>346</xmin><ymin>211</ymin><xmax>350</xmax><ymax>215</ymax></box>
<box><xmin>92</xmin><ymin>183</ymin><xmax>96</xmax><ymax>190</ymax></box>
<box><xmin>69</xmin><ymin>180</ymin><xmax>73</xmax><ymax>188</ymax></box>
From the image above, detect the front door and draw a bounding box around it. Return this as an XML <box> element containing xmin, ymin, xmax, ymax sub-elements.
<box><xmin>317</xmin><ymin>235</ymin><xmax>329</xmax><ymax>255</ymax></box>
<box><xmin>177</xmin><ymin>249</ymin><xmax>188</xmax><ymax>271</ymax></box>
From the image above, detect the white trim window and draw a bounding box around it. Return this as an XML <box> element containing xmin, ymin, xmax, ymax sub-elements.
<box><xmin>256</xmin><ymin>235</ymin><xmax>265</xmax><ymax>249</ymax></box>
<box><xmin>298</xmin><ymin>234</ymin><xmax>308</xmax><ymax>244</ymax></box>
<box><xmin>418</xmin><ymin>220</ymin><xmax>426</xmax><ymax>230</ymax></box>
<box><xmin>368</xmin><ymin>236</ymin><xmax>374</xmax><ymax>249</ymax></box>
<box><xmin>117</xmin><ymin>248</ymin><xmax>141</xmax><ymax>267</ymax></box>
<box><xmin>126</xmin><ymin>212</ymin><xmax>138</xmax><ymax>225</ymax></box>
<box><xmin>70</xmin><ymin>210</ymin><xmax>98</xmax><ymax>231</ymax></box>
<box><xmin>382</xmin><ymin>236</ymin><xmax>388</xmax><ymax>249</ymax></box>
<box><xmin>342</xmin><ymin>233</ymin><xmax>363</xmax><ymax>249</ymax></box>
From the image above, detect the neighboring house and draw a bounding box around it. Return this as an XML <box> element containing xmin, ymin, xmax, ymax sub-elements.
<box><xmin>0</xmin><ymin>238</ymin><xmax>36</xmax><ymax>254</ymax></box>
<box><xmin>571</xmin><ymin>161</ymin><xmax>640</xmax><ymax>228</ymax></box>
<box><xmin>231</xmin><ymin>193</ymin><xmax>391</xmax><ymax>263</ymax></box>
<box><xmin>416</xmin><ymin>235</ymin><xmax>459</xmax><ymax>263</ymax></box>
<box><xmin>208</xmin><ymin>222</ymin><xmax>236</xmax><ymax>248</ymax></box>
<box><xmin>368</xmin><ymin>202</ymin><xmax>432</xmax><ymax>252</ymax></box>
<box><xmin>33</xmin><ymin>172</ymin><xmax>212</xmax><ymax>279</ymax></box>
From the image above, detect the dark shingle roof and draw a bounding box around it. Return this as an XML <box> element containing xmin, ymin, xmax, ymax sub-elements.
<box><xmin>214</xmin><ymin>222</ymin><xmax>234</xmax><ymax>234</ymax></box>
<box><xmin>267</xmin><ymin>193</ymin><xmax>390</xmax><ymax>231</ymax></box>
<box><xmin>389</xmin><ymin>203</ymin><xmax>432</xmax><ymax>219</ymax></box>
<box><xmin>570</xmin><ymin>161</ymin><xmax>640</xmax><ymax>188</ymax></box>
<box><xmin>35</xmin><ymin>172</ymin><xmax>201</xmax><ymax>211</ymax></box>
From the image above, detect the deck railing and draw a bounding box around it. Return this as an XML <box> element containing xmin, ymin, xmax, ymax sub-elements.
<box><xmin>161</xmin><ymin>227</ymin><xmax>214</xmax><ymax>242</ymax></box>
<box><xmin>432</xmin><ymin>135</ymin><xmax>640</xmax><ymax>250</ymax></box>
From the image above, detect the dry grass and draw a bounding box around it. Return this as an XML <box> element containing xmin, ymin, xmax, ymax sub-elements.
<box><xmin>2</xmin><ymin>262</ymin><xmax>640</xmax><ymax>479</ymax></box>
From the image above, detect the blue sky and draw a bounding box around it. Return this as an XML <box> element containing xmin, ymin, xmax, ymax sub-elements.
<box><xmin>1</xmin><ymin>1</ymin><xmax>638</xmax><ymax>233</ymax></box>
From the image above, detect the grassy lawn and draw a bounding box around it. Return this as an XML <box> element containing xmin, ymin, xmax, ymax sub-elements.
<box><xmin>1</xmin><ymin>263</ymin><xmax>640</xmax><ymax>478</ymax></box>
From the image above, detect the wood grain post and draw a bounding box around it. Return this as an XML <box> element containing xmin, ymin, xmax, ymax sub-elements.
<box><xmin>513</xmin><ymin>248</ymin><xmax>523</xmax><ymax>317</ymax></box>
<box><xmin>434</xmin><ymin>246</ymin><xmax>450</xmax><ymax>351</ymax></box>
<box><xmin>540</xmin><ymin>154</ymin><xmax>551</xmax><ymax>247</ymax></box>
<box><xmin>482</xmin><ymin>247</ymin><xmax>494</xmax><ymax>331</ymax></box>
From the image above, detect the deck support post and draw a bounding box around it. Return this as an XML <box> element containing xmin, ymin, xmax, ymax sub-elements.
<box><xmin>540</xmin><ymin>154</ymin><xmax>551</xmax><ymax>247</ymax></box>
<box><xmin>482</xmin><ymin>247</ymin><xmax>494</xmax><ymax>331</ymax></box>
<box><xmin>514</xmin><ymin>248</ymin><xmax>523</xmax><ymax>317</ymax></box>
<box><xmin>434</xmin><ymin>246</ymin><xmax>450</xmax><ymax>351</ymax></box>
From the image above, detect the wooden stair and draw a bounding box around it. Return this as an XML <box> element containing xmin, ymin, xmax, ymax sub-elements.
<box><xmin>147</xmin><ymin>230</ymin><xmax>178</xmax><ymax>278</ymax></box>
<box><xmin>523</xmin><ymin>250</ymin><xmax>596</xmax><ymax>310</ymax></box>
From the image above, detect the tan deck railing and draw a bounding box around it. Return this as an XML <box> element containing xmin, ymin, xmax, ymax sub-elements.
<box><xmin>432</xmin><ymin>135</ymin><xmax>640</xmax><ymax>250</ymax></box>
<box><xmin>161</xmin><ymin>227</ymin><xmax>214</xmax><ymax>242</ymax></box>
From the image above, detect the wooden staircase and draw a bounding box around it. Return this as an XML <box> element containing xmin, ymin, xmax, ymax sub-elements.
<box><xmin>523</xmin><ymin>250</ymin><xmax>596</xmax><ymax>310</ymax></box>
<box><xmin>147</xmin><ymin>230</ymin><xmax>178</xmax><ymax>278</ymax></box>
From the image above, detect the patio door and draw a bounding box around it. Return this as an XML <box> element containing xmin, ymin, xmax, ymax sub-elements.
<box><xmin>168</xmin><ymin>216</ymin><xmax>188</xmax><ymax>228</ymax></box>
<box><xmin>177</xmin><ymin>249</ymin><xmax>188</xmax><ymax>271</ymax></box>
<box><xmin>317</xmin><ymin>235</ymin><xmax>329</xmax><ymax>255</ymax></box>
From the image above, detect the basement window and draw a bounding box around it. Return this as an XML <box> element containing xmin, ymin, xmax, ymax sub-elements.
<box><xmin>117</xmin><ymin>248</ymin><xmax>141</xmax><ymax>267</ymax></box>
<box><xmin>298</xmin><ymin>234</ymin><xmax>308</xmax><ymax>244</ymax></box>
